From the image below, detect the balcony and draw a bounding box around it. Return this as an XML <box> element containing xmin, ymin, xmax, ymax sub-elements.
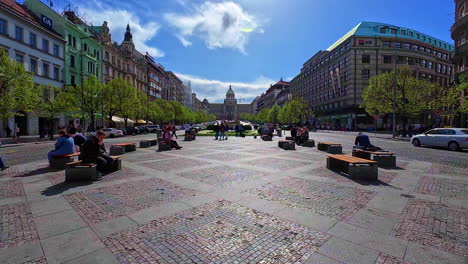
<box><xmin>451</xmin><ymin>13</ymin><xmax>468</xmax><ymax>39</ymax></box>
<box><xmin>452</xmin><ymin>41</ymin><xmax>468</xmax><ymax>62</ymax></box>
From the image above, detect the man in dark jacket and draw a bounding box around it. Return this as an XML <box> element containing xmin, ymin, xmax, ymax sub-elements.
<box><xmin>81</xmin><ymin>131</ymin><xmax>114</xmax><ymax>174</ymax></box>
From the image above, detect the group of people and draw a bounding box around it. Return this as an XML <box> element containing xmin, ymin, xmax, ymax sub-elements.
<box><xmin>162</xmin><ymin>125</ymin><xmax>182</xmax><ymax>149</ymax></box>
<box><xmin>3</xmin><ymin>125</ymin><xmax>20</xmax><ymax>139</ymax></box>
<box><xmin>213</xmin><ymin>121</ymin><xmax>229</xmax><ymax>141</ymax></box>
<box><xmin>234</xmin><ymin>123</ymin><xmax>245</xmax><ymax>137</ymax></box>
<box><xmin>291</xmin><ymin>126</ymin><xmax>310</xmax><ymax>145</ymax></box>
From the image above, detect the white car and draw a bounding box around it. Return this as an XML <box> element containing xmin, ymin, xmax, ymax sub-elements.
<box><xmin>411</xmin><ymin>128</ymin><xmax>468</xmax><ymax>151</ymax></box>
<box><xmin>102</xmin><ymin>128</ymin><xmax>124</xmax><ymax>138</ymax></box>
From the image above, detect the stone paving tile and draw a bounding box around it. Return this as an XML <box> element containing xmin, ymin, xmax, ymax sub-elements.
<box><xmin>48</xmin><ymin>168</ymin><xmax>140</xmax><ymax>185</ymax></box>
<box><xmin>415</xmin><ymin>176</ymin><xmax>468</xmax><ymax>199</ymax></box>
<box><xmin>121</xmin><ymin>152</ymin><xmax>175</xmax><ymax>162</ymax></box>
<box><xmin>426</xmin><ymin>164</ymin><xmax>468</xmax><ymax>176</ymax></box>
<box><xmin>276</xmin><ymin>151</ymin><xmax>324</xmax><ymax>161</ymax></box>
<box><xmin>21</xmin><ymin>256</ymin><xmax>47</xmax><ymax>264</ymax></box>
<box><xmin>197</xmin><ymin>152</ymin><xmax>255</xmax><ymax>161</ymax></box>
<box><xmin>0</xmin><ymin>203</ymin><xmax>39</xmax><ymax>248</ymax></box>
<box><xmin>243</xmin><ymin>157</ymin><xmax>311</xmax><ymax>170</ymax></box>
<box><xmin>0</xmin><ymin>179</ymin><xmax>25</xmax><ymax>199</ymax></box>
<box><xmin>139</xmin><ymin>157</ymin><xmax>210</xmax><ymax>172</ymax></box>
<box><xmin>65</xmin><ymin>178</ymin><xmax>197</xmax><ymax>224</ymax></box>
<box><xmin>247</xmin><ymin>178</ymin><xmax>376</xmax><ymax>221</ymax></box>
<box><xmin>375</xmin><ymin>253</ymin><xmax>412</xmax><ymax>264</ymax></box>
<box><xmin>392</xmin><ymin>199</ymin><xmax>468</xmax><ymax>256</ymax></box>
<box><xmin>305</xmin><ymin>167</ymin><xmax>397</xmax><ymax>185</ymax></box>
<box><xmin>103</xmin><ymin>200</ymin><xmax>331</xmax><ymax>263</ymax></box>
<box><xmin>176</xmin><ymin>166</ymin><xmax>268</xmax><ymax>187</ymax></box>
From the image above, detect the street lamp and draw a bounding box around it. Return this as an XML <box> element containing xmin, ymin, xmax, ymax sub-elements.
<box><xmin>382</xmin><ymin>26</ymin><xmax>399</xmax><ymax>138</ymax></box>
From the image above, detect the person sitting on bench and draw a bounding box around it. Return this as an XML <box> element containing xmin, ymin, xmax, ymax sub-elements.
<box><xmin>354</xmin><ymin>132</ymin><xmax>382</xmax><ymax>151</ymax></box>
<box><xmin>71</xmin><ymin>132</ymin><xmax>87</xmax><ymax>151</ymax></box>
<box><xmin>0</xmin><ymin>157</ymin><xmax>9</xmax><ymax>171</ymax></box>
<box><xmin>48</xmin><ymin>130</ymin><xmax>76</xmax><ymax>161</ymax></box>
<box><xmin>297</xmin><ymin>126</ymin><xmax>309</xmax><ymax>145</ymax></box>
<box><xmin>162</xmin><ymin>127</ymin><xmax>182</xmax><ymax>149</ymax></box>
<box><xmin>81</xmin><ymin>131</ymin><xmax>115</xmax><ymax>173</ymax></box>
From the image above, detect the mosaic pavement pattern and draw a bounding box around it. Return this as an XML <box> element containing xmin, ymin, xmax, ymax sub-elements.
<box><xmin>0</xmin><ymin>203</ymin><xmax>39</xmax><ymax>248</ymax></box>
<box><xmin>392</xmin><ymin>199</ymin><xmax>468</xmax><ymax>256</ymax></box>
<box><xmin>248</xmin><ymin>178</ymin><xmax>376</xmax><ymax>221</ymax></box>
<box><xmin>305</xmin><ymin>167</ymin><xmax>398</xmax><ymax>185</ymax></box>
<box><xmin>177</xmin><ymin>166</ymin><xmax>268</xmax><ymax>187</ymax></box>
<box><xmin>375</xmin><ymin>253</ymin><xmax>412</xmax><ymax>264</ymax></box>
<box><xmin>139</xmin><ymin>158</ymin><xmax>210</xmax><ymax>172</ymax></box>
<box><xmin>197</xmin><ymin>152</ymin><xmax>255</xmax><ymax>161</ymax></box>
<box><xmin>48</xmin><ymin>168</ymin><xmax>141</xmax><ymax>185</ymax></box>
<box><xmin>0</xmin><ymin>179</ymin><xmax>25</xmax><ymax>199</ymax></box>
<box><xmin>66</xmin><ymin>178</ymin><xmax>197</xmax><ymax>224</ymax></box>
<box><xmin>426</xmin><ymin>163</ymin><xmax>468</xmax><ymax>176</ymax></box>
<box><xmin>103</xmin><ymin>200</ymin><xmax>331</xmax><ymax>264</ymax></box>
<box><xmin>243</xmin><ymin>157</ymin><xmax>311</xmax><ymax>170</ymax></box>
<box><xmin>415</xmin><ymin>176</ymin><xmax>468</xmax><ymax>199</ymax></box>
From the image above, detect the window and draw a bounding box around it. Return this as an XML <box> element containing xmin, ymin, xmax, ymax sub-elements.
<box><xmin>71</xmin><ymin>75</ymin><xmax>75</xmax><ymax>86</ymax></box>
<box><xmin>111</xmin><ymin>56</ymin><xmax>115</xmax><ymax>64</ymax></box>
<box><xmin>53</xmin><ymin>67</ymin><xmax>59</xmax><ymax>80</ymax></box>
<box><xmin>428</xmin><ymin>61</ymin><xmax>433</xmax><ymax>69</ymax></box>
<box><xmin>383</xmin><ymin>55</ymin><xmax>392</xmax><ymax>64</ymax></box>
<box><xmin>29</xmin><ymin>33</ymin><xmax>36</xmax><ymax>47</ymax></box>
<box><xmin>404</xmin><ymin>43</ymin><xmax>411</xmax><ymax>49</ymax></box>
<box><xmin>30</xmin><ymin>58</ymin><xmax>37</xmax><ymax>74</ymax></box>
<box><xmin>383</xmin><ymin>41</ymin><xmax>390</xmax><ymax>47</ymax></box>
<box><xmin>401</xmin><ymin>29</ymin><xmax>406</xmax><ymax>35</ymax></box>
<box><xmin>70</xmin><ymin>55</ymin><xmax>75</xmax><ymax>67</ymax></box>
<box><xmin>83</xmin><ymin>43</ymin><xmax>87</xmax><ymax>52</ymax></box>
<box><xmin>53</xmin><ymin>44</ymin><xmax>59</xmax><ymax>57</ymax></box>
<box><xmin>15</xmin><ymin>26</ymin><xmax>23</xmax><ymax>41</ymax></box>
<box><xmin>416</xmin><ymin>33</ymin><xmax>420</xmax><ymax>39</ymax></box>
<box><xmin>72</xmin><ymin>37</ymin><xmax>76</xmax><ymax>47</ymax></box>
<box><xmin>427</xmin><ymin>48</ymin><xmax>431</xmax><ymax>54</ymax></box>
<box><xmin>0</xmin><ymin>19</ymin><xmax>6</xmax><ymax>35</ymax></box>
<box><xmin>361</xmin><ymin>69</ymin><xmax>370</xmax><ymax>79</ymax></box>
<box><xmin>42</xmin><ymin>63</ymin><xmax>49</xmax><ymax>77</ymax></box>
<box><xmin>358</xmin><ymin>39</ymin><xmax>365</xmax><ymax>46</ymax></box>
<box><xmin>395</xmin><ymin>42</ymin><xmax>402</xmax><ymax>48</ymax></box>
<box><xmin>413</xmin><ymin>44</ymin><xmax>418</xmax><ymax>50</ymax></box>
<box><xmin>408</xmin><ymin>57</ymin><xmax>415</xmax><ymax>65</ymax></box>
<box><xmin>105</xmin><ymin>51</ymin><xmax>109</xmax><ymax>60</ymax></box>
<box><xmin>379</xmin><ymin>27</ymin><xmax>386</xmax><ymax>33</ymax></box>
<box><xmin>391</xmin><ymin>29</ymin><xmax>397</xmax><ymax>34</ymax></box>
<box><xmin>397</xmin><ymin>56</ymin><xmax>405</xmax><ymax>64</ymax></box>
<box><xmin>362</xmin><ymin>54</ymin><xmax>370</xmax><ymax>63</ymax></box>
<box><xmin>42</xmin><ymin>39</ymin><xmax>49</xmax><ymax>53</ymax></box>
<box><xmin>420</xmin><ymin>46</ymin><xmax>425</xmax><ymax>52</ymax></box>
<box><xmin>105</xmin><ymin>66</ymin><xmax>109</xmax><ymax>75</ymax></box>
<box><xmin>15</xmin><ymin>53</ymin><xmax>23</xmax><ymax>63</ymax></box>
<box><xmin>421</xmin><ymin>59</ymin><xmax>427</xmax><ymax>67</ymax></box>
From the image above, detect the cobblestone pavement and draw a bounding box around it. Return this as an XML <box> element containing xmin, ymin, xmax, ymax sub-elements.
<box><xmin>0</xmin><ymin>132</ymin><xmax>467</xmax><ymax>263</ymax></box>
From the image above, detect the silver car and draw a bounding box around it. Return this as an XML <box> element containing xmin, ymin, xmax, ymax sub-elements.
<box><xmin>411</xmin><ymin>128</ymin><xmax>468</xmax><ymax>151</ymax></box>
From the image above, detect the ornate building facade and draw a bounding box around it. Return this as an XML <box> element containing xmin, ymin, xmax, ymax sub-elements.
<box><xmin>205</xmin><ymin>86</ymin><xmax>255</xmax><ymax>120</ymax></box>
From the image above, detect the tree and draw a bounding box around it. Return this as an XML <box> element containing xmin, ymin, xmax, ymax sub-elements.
<box><xmin>281</xmin><ymin>98</ymin><xmax>309</xmax><ymax>124</ymax></box>
<box><xmin>255</xmin><ymin>108</ymin><xmax>270</xmax><ymax>123</ymax></box>
<box><xmin>103</xmin><ymin>79</ymin><xmax>134</xmax><ymax>127</ymax></box>
<box><xmin>71</xmin><ymin>76</ymin><xmax>104</xmax><ymax>131</ymax></box>
<box><xmin>155</xmin><ymin>99</ymin><xmax>174</xmax><ymax>124</ymax></box>
<box><xmin>0</xmin><ymin>49</ymin><xmax>39</xmax><ymax>120</ymax></box>
<box><xmin>267</xmin><ymin>104</ymin><xmax>280</xmax><ymax>124</ymax></box>
<box><xmin>362</xmin><ymin>66</ymin><xmax>447</xmax><ymax>131</ymax></box>
<box><xmin>169</xmin><ymin>100</ymin><xmax>185</xmax><ymax>124</ymax></box>
<box><xmin>36</xmin><ymin>85</ymin><xmax>77</xmax><ymax>139</ymax></box>
<box><xmin>457</xmin><ymin>73</ymin><xmax>468</xmax><ymax>113</ymax></box>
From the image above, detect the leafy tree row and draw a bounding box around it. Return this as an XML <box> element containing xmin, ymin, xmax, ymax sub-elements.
<box><xmin>240</xmin><ymin>98</ymin><xmax>311</xmax><ymax>125</ymax></box>
<box><xmin>0</xmin><ymin>49</ymin><xmax>215</xmax><ymax>135</ymax></box>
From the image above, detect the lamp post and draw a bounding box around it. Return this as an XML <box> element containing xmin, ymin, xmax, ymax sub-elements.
<box><xmin>382</xmin><ymin>26</ymin><xmax>399</xmax><ymax>138</ymax></box>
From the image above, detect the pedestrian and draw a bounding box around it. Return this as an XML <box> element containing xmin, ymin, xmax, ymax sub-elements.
<box><xmin>15</xmin><ymin>125</ymin><xmax>20</xmax><ymax>140</ymax></box>
<box><xmin>47</xmin><ymin>130</ymin><xmax>76</xmax><ymax>161</ymax></box>
<box><xmin>239</xmin><ymin>124</ymin><xmax>244</xmax><ymax>137</ymax></box>
<box><xmin>0</xmin><ymin>157</ymin><xmax>9</xmax><ymax>171</ymax></box>
<box><xmin>219</xmin><ymin>122</ymin><xmax>225</xmax><ymax>141</ymax></box>
<box><xmin>171</xmin><ymin>125</ymin><xmax>178</xmax><ymax>139</ymax></box>
<box><xmin>184</xmin><ymin>123</ymin><xmax>191</xmax><ymax>136</ymax></box>
<box><xmin>224</xmin><ymin>121</ymin><xmax>229</xmax><ymax>140</ymax></box>
<box><xmin>214</xmin><ymin>122</ymin><xmax>220</xmax><ymax>140</ymax></box>
<box><xmin>291</xmin><ymin>126</ymin><xmax>297</xmax><ymax>138</ymax></box>
<box><xmin>235</xmin><ymin>123</ymin><xmax>240</xmax><ymax>137</ymax></box>
<box><xmin>5</xmin><ymin>126</ymin><xmax>11</xmax><ymax>137</ymax></box>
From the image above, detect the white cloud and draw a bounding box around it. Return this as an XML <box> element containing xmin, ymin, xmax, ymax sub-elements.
<box><xmin>175</xmin><ymin>72</ymin><xmax>275</xmax><ymax>103</ymax></box>
<box><xmin>82</xmin><ymin>8</ymin><xmax>165</xmax><ymax>57</ymax></box>
<box><xmin>164</xmin><ymin>1</ymin><xmax>261</xmax><ymax>54</ymax></box>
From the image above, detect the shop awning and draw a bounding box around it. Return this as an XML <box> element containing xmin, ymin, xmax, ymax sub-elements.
<box><xmin>112</xmin><ymin>116</ymin><xmax>135</xmax><ymax>124</ymax></box>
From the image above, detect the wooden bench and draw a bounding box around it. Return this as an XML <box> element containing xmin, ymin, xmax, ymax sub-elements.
<box><xmin>317</xmin><ymin>142</ymin><xmax>342</xmax><ymax>154</ymax></box>
<box><xmin>262</xmin><ymin>135</ymin><xmax>273</xmax><ymax>141</ymax></box>
<box><xmin>50</xmin><ymin>152</ymin><xmax>80</xmax><ymax>169</ymax></box>
<box><xmin>158</xmin><ymin>141</ymin><xmax>171</xmax><ymax>151</ymax></box>
<box><xmin>352</xmin><ymin>149</ymin><xmax>396</xmax><ymax>167</ymax></box>
<box><xmin>65</xmin><ymin>156</ymin><xmax>121</xmax><ymax>182</ymax></box>
<box><xmin>184</xmin><ymin>134</ymin><xmax>194</xmax><ymax>141</ymax></box>
<box><xmin>278</xmin><ymin>140</ymin><xmax>295</xmax><ymax>150</ymax></box>
<box><xmin>140</xmin><ymin>140</ymin><xmax>151</xmax><ymax>148</ymax></box>
<box><xmin>301</xmin><ymin>139</ymin><xmax>315</xmax><ymax>148</ymax></box>
<box><xmin>110</xmin><ymin>143</ymin><xmax>136</xmax><ymax>155</ymax></box>
<box><xmin>149</xmin><ymin>139</ymin><xmax>158</xmax><ymax>146</ymax></box>
<box><xmin>327</xmin><ymin>155</ymin><xmax>378</xmax><ymax>181</ymax></box>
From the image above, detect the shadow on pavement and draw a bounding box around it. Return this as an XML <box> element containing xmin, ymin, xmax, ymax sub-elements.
<box><xmin>330</xmin><ymin>170</ymin><xmax>402</xmax><ymax>190</ymax></box>
<box><xmin>41</xmin><ymin>181</ymin><xmax>93</xmax><ymax>196</ymax></box>
<box><xmin>15</xmin><ymin>167</ymin><xmax>62</xmax><ymax>178</ymax></box>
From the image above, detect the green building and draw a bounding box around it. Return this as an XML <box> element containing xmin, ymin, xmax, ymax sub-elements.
<box><xmin>25</xmin><ymin>0</ymin><xmax>103</xmax><ymax>86</ymax></box>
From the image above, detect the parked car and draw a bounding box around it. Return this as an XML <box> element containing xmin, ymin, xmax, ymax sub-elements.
<box><xmin>145</xmin><ymin>125</ymin><xmax>160</xmax><ymax>133</ymax></box>
<box><xmin>411</xmin><ymin>128</ymin><xmax>468</xmax><ymax>151</ymax></box>
<box><xmin>137</xmin><ymin>126</ymin><xmax>150</xmax><ymax>134</ymax></box>
<box><xmin>121</xmin><ymin>127</ymin><xmax>139</xmax><ymax>136</ymax></box>
<box><xmin>102</xmin><ymin>128</ymin><xmax>124</xmax><ymax>138</ymax></box>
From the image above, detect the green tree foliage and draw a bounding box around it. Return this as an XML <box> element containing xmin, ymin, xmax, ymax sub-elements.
<box><xmin>103</xmin><ymin>78</ymin><xmax>136</xmax><ymax>126</ymax></box>
<box><xmin>362</xmin><ymin>66</ymin><xmax>448</xmax><ymax>124</ymax></box>
<box><xmin>267</xmin><ymin>104</ymin><xmax>280</xmax><ymax>124</ymax></box>
<box><xmin>239</xmin><ymin>113</ymin><xmax>255</xmax><ymax>121</ymax></box>
<box><xmin>70</xmin><ymin>76</ymin><xmax>104</xmax><ymax>129</ymax></box>
<box><xmin>278</xmin><ymin>98</ymin><xmax>310</xmax><ymax>125</ymax></box>
<box><xmin>155</xmin><ymin>99</ymin><xmax>174</xmax><ymax>124</ymax></box>
<box><xmin>36</xmin><ymin>85</ymin><xmax>77</xmax><ymax>139</ymax></box>
<box><xmin>0</xmin><ymin>49</ymin><xmax>39</xmax><ymax>119</ymax></box>
<box><xmin>458</xmin><ymin>73</ymin><xmax>468</xmax><ymax>113</ymax></box>
<box><xmin>255</xmin><ymin>108</ymin><xmax>270</xmax><ymax>123</ymax></box>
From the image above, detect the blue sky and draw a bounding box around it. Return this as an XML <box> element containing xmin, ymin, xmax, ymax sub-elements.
<box><xmin>45</xmin><ymin>0</ymin><xmax>455</xmax><ymax>102</ymax></box>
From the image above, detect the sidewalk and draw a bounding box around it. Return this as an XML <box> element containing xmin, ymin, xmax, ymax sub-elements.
<box><xmin>314</xmin><ymin>129</ymin><xmax>411</xmax><ymax>142</ymax></box>
<box><xmin>0</xmin><ymin>135</ymin><xmax>56</xmax><ymax>147</ymax></box>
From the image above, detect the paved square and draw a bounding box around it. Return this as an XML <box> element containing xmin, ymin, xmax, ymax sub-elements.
<box><xmin>304</xmin><ymin>167</ymin><xmax>397</xmax><ymax>184</ymax></box>
<box><xmin>248</xmin><ymin>178</ymin><xmax>376</xmax><ymax>220</ymax></box>
<box><xmin>103</xmin><ymin>200</ymin><xmax>331</xmax><ymax>263</ymax></box>
<box><xmin>0</xmin><ymin>203</ymin><xmax>39</xmax><ymax>248</ymax></box>
<box><xmin>198</xmin><ymin>152</ymin><xmax>255</xmax><ymax>161</ymax></box>
<box><xmin>48</xmin><ymin>168</ymin><xmax>141</xmax><ymax>185</ymax></box>
<box><xmin>177</xmin><ymin>166</ymin><xmax>268</xmax><ymax>187</ymax></box>
<box><xmin>243</xmin><ymin>157</ymin><xmax>311</xmax><ymax>170</ymax></box>
<box><xmin>0</xmin><ymin>179</ymin><xmax>25</xmax><ymax>199</ymax></box>
<box><xmin>139</xmin><ymin>157</ymin><xmax>210</xmax><ymax>172</ymax></box>
<box><xmin>392</xmin><ymin>199</ymin><xmax>468</xmax><ymax>256</ymax></box>
<box><xmin>415</xmin><ymin>176</ymin><xmax>468</xmax><ymax>199</ymax></box>
<box><xmin>66</xmin><ymin>178</ymin><xmax>197</xmax><ymax>224</ymax></box>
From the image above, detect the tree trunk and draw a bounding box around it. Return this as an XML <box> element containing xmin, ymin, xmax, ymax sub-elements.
<box><xmin>124</xmin><ymin>118</ymin><xmax>128</xmax><ymax>127</ymax></box>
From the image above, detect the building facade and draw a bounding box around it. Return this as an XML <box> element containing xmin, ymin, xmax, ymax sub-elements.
<box><xmin>184</xmin><ymin>81</ymin><xmax>192</xmax><ymax>109</ymax></box>
<box><xmin>0</xmin><ymin>0</ymin><xmax>65</xmax><ymax>136</ymax></box>
<box><xmin>192</xmin><ymin>93</ymin><xmax>209</xmax><ymax>113</ymax></box>
<box><xmin>206</xmin><ymin>86</ymin><xmax>255</xmax><ymax>120</ymax></box>
<box><xmin>145</xmin><ymin>54</ymin><xmax>165</xmax><ymax>99</ymax></box>
<box><xmin>163</xmin><ymin>71</ymin><xmax>184</xmax><ymax>104</ymax></box>
<box><xmin>290</xmin><ymin>21</ymin><xmax>454</xmax><ymax>129</ymax></box>
<box><xmin>451</xmin><ymin>0</ymin><xmax>467</xmax><ymax>126</ymax></box>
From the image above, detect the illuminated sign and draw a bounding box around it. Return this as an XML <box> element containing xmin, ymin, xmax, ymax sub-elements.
<box><xmin>40</xmin><ymin>15</ymin><xmax>53</xmax><ymax>29</ymax></box>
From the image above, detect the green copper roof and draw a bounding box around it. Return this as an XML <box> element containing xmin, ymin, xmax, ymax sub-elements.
<box><xmin>326</xmin><ymin>21</ymin><xmax>454</xmax><ymax>52</ymax></box>
<box><xmin>226</xmin><ymin>86</ymin><xmax>235</xmax><ymax>95</ymax></box>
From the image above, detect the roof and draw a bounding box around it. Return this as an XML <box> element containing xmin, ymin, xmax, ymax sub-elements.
<box><xmin>0</xmin><ymin>0</ymin><xmax>60</xmax><ymax>36</ymax></box>
<box><xmin>226</xmin><ymin>86</ymin><xmax>235</xmax><ymax>95</ymax></box>
<box><xmin>326</xmin><ymin>21</ymin><xmax>454</xmax><ymax>52</ymax></box>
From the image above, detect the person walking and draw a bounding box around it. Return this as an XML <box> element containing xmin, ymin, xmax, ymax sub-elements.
<box><xmin>224</xmin><ymin>121</ymin><xmax>229</xmax><ymax>140</ymax></box>
<box><xmin>5</xmin><ymin>126</ymin><xmax>11</xmax><ymax>138</ymax></box>
<box><xmin>219</xmin><ymin>122</ymin><xmax>225</xmax><ymax>141</ymax></box>
<box><xmin>214</xmin><ymin>122</ymin><xmax>220</xmax><ymax>140</ymax></box>
<box><xmin>15</xmin><ymin>125</ymin><xmax>20</xmax><ymax>140</ymax></box>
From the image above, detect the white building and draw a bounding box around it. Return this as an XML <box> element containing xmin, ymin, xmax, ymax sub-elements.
<box><xmin>0</xmin><ymin>0</ymin><xmax>65</xmax><ymax>136</ymax></box>
<box><xmin>183</xmin><ymin>81</ymin><xmax>193</xmax><ymax>110</ymax></box>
